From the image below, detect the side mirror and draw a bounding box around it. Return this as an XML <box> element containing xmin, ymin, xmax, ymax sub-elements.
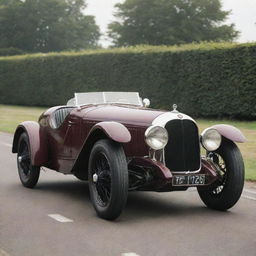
<box><xmin>143</xmin><ymin>98</ymin><xmax>150</xmax><ymax>107</ymax></box>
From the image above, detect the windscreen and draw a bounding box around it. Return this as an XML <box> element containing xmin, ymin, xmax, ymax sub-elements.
<box><xmin>73</xmin><ymin>92</ymin><xmax>142</xmax><ymax>106</ymax></box>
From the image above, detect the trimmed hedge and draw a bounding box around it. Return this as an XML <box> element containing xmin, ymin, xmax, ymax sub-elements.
<box><xmin>0</xmin><ymin>43</ymin><xmax>256</xmax><ymax>119</ymax></box>
<box><xmin>0</xmin><ymin>47</ymin><xmax>25</xmax><ymax>56</ymax></box>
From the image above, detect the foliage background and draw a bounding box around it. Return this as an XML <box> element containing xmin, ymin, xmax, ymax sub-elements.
<box><xmin>108</xmin><ymin>0</ymin><xmax>238</xmax><ymax>47</ymax></box>
<box><xmin>0</xmin><ymin>0</ymin><xmax>100</xmax><ymax>52</ymax></box>
<box><xmin>0</xmin><ymin>42</ymin><xmax>255</xmax><ymax>119</ymax></box>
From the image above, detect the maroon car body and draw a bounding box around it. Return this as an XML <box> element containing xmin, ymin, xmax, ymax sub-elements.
<box><xmin>12</xmin><ymin>92</ymin><xmax>246</xmax><ymax>220</ymax></box>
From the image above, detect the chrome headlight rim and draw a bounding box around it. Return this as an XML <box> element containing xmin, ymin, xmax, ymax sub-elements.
<box><xmin>201</xmin><ymin>128</ymin><xmax>222</xmax><ymax>151</ymax></box>
<box><xmin>145</xmin><ymin>125</ymin><xmax>168</xmax><ymax>151</ymax></box>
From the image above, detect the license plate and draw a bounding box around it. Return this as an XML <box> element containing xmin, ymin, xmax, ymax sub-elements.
<box><xmin>172</xmin><ymin>175</ymin><xmax>206</xmax><ymax>186</ymax></box>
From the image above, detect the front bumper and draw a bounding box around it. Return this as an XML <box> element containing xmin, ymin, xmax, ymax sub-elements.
<box><xmin>128</xmin><ymin>157</ymin><xmax>219</xmax><ymax>191</ymax></box>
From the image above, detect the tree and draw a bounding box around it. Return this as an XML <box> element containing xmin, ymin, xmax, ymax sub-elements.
<box><xmin>0</xmin><ymin>0</ymin><xmax>100</xmax><ymax>52</ymax></box>
<box><xmin>108</xmin><ymin>0</ymin><xmax>239</xmax><ymax>47</ymax></box>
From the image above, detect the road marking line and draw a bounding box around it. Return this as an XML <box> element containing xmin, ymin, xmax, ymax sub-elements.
<box><xmin>1</xmin><ymin>143</ymin><xmax>12</xmax><ymax>148</ymax></box>
<box><xmin>242</xmin><ymin>195</ymin><xmax>256</xmax><ymax>201</ymax></box>
<box><xmin>0</xmin><ymin>248</ymin><xmax>11</xmax><ymax>256</ymax></box>
<box><xmin>122</xmin><ymin>253</ymin><xmax>140</xmax><ymax>256</ymax></box>
<box><xmin>244</xmin><ymin>189</ymin><xmax>256</xmax><ymax>195</ymax></box>
<box><xmin>48</xmin><ymin>214</ymin><xmax>74</xmax><ymax>223</ymax></box>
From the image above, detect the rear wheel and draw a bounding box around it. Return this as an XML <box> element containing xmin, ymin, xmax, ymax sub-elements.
<box><xmin>198</xmin><ymin>139</ymin><xmax>244</xmax><ymax>210</ymax></box>
<box><xmin>17</xmin><ymin>133</ymin><xmax>40</xmax><ymax>188</ymax></box>
<box><xmin>88</xmin><ymin>139</ymin><xmax>128</xmax><ymax>220</ymax></box>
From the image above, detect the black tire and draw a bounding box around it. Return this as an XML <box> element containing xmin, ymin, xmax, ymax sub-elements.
<box><xmin>88</xmin><ymin>139</ymin><xmax>128</xmax><ymax>220</ymax></box>
<box><xmin>17</xmin><ymin>133</ymin><xmax>40</xmax><ymax>188</ymax></box>
<box><xmin>198</xmin><ymin>139</ymin><xmax>244</xmax><ymax>210</ymax></box>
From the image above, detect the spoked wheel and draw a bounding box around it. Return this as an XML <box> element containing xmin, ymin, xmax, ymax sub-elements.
<box><xmin>91</xmin><ymin>152</ymin><xmax>112</xmax><ymax>206</ymax></box>
<box><xmin>88</xmin><ymin>139</ymin><xmax>128</xmax><ymax>220</ymax></box>
<box><xmin>208</xmin><ymin>152</ymin><xmax>227</xmax><ymax>195</ymax></box>
<box><xmin>17</xmin><ymin>133</ymin><xmax>40</xmax><ymax>188</ymax></box>
<box><xmin>198</xmin><ymin>139</ymin><xmax>244</xmax><ymax>210</ymax></box>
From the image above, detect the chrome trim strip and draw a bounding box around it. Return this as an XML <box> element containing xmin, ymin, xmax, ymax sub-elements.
<box><xmin>152</xmin><ymin>112</ymin><xmax>196</xmax><ymax>127</ymax></box>
<box><xmin>171</xmin><ymin>166</ymin><xmax>201</xmax><ymax>175</ymax></box>
<box><xmin>102</xmin><ymin>92</ymin><xmax>106</xmax><ymax>103</ymax></box>
<box><xmin>136</xmin><ymin>92</ymin><xmax>143</xmax><ymax>106</ymax></box>
<box><xmin>74</xmin><ymin>92</ymin><xmax>78</xmax><ymax>106</ymax></box>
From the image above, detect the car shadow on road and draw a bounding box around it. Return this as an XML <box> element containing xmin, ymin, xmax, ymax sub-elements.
<box><xmin>124</xmin><ymin>191</ymin><xmax>230</xmax><ymax>220</ymax></box>
<box><xmin>26</xmin><ymin>179</ymin><xmax>233</xmax><ymax>222</ymax></box>
<box><xmin>36</xmin><ymin>179</ymin><xmax>90</xmax><ymax>200</ymax></box>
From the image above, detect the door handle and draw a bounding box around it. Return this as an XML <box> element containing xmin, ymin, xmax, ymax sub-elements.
<box><xmin>68</xmin><ymin>120</ymin><xmax>75</xmax><ymax>125</ymax></box>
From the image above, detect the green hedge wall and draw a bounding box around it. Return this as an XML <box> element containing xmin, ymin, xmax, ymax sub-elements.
<box><xmin>0</xmin><ymin>47</ymin><xmax>25</xmax><ymax>56</ymax></box>
<box><xmin>0</xmin><ymin>43</ymin><xmax>256</xmax><ymax>119</ymax></box>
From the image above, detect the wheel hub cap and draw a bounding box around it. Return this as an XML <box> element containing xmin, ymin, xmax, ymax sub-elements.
<box><xmin>18</xmin><ymin>156</ymin><xmax>23</xmax><ymax>163</ymax></box>
<box><xmin>93</xmin><ymin>173</ymin><xmax>98</xmax><ymax>183</ymax></box>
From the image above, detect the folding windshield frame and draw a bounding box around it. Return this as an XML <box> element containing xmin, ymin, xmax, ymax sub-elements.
<box><xmin>68</xmin><ymin>92</ymin><xmax>143</xmax><ymax>107</ymax></box>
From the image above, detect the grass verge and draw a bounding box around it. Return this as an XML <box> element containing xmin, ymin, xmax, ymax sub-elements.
<box><xmin>0</xmin><ymin>105</ymin><xmax>255</xmax><ymax>181</ymax></box>
<box><xmin>0</xmin><ymin>105</ymin><xmax>45</xmax><ymax>133</ymax></box>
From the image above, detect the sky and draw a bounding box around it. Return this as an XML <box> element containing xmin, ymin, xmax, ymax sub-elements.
<box><xmin>85</xmin><ymin>0</ymin><xmax>256</xmax><ymax>47</ymax></box>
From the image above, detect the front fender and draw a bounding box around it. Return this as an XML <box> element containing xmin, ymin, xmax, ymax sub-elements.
<box><xmin>71</xmin><ymin>121</ymin><xmax>131</xmax><ymax>178</ymax></box>
<box><xmin>12</xmin><ymin>121</ymin><xmax>48</xmax><ymax>166</ymax></box>
<box><xmin>210</xmin><ymin>124</ymin><xmax>246</xmax><ymax>143</ymax></box>
<box><xmin>89</xmin><ymin>121</ymin><xmax>131</xmax><ymax>143</ymax></box>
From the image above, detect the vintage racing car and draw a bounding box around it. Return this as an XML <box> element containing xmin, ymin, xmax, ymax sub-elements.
<box><xmin>12</xmin><ymin>92</ymin><xmax>246</xmax><ymax>220</ymax></box>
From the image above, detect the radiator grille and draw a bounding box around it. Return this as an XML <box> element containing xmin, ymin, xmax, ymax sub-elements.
<box><xmin>164</xmin><ymin>119</ymin><xmax>200</xmax><ymax>172</ymax></box>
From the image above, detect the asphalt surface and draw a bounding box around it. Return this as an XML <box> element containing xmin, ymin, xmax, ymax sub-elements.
<box><xmin>0</xmin><ymin>132</ymin><xmax>256</xmax><ymax>256</ymax></box>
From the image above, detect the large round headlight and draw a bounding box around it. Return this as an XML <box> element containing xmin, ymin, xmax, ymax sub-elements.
<box><xmin>145</xmin><ymin>126</ymin><xmax>168</xmax><ymax>150</ymax></box>
<box><xmin>201</xmin><ymin>128</ymin><xmax>221</xmax><ymax>151</ymax></box>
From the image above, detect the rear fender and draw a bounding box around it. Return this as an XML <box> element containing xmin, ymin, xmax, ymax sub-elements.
<box><xmin>12</xmin><ymin>121</ymin><xmax>48</xmax><ymax>166</ymax></box>
<box><xmin>210</xmin><ymin>124</ymin><xmax>246</xmax><ymax>143</ymax></box>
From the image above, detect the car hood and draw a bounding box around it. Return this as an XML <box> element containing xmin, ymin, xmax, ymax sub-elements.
<box><xmin>82</xmin><ymin>105</ymin><xmax>165</xmax><ymax>127</ymax></box>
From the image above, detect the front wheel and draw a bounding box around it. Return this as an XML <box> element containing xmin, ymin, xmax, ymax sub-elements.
<box><xmin>88</xmin><ymin>139</ymin><xmax>128</xmax><ymax>220</ymax></box>
<box><xmin>17</xmin><ymin>133</ymin><xmax>40</xmax><ymax>188</ymax></box>
<box><xmin>198</xmin><ymin>139</ymin><xmax>244</xmax><ymax>210</ymax></box>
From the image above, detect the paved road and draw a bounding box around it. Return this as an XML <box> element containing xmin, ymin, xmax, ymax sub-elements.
<box><xmin>0</xmin><ymin>132</ymin><xmax>256</xmax><ymax>256</ymax></box>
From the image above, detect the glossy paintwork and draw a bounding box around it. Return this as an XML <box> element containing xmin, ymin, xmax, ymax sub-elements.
<box><xmin>89</xmin><ymin>122</ymin><xmax>131</xmax><ymax>143</ymax></box>
<box><xmin>12</xmin><ymin>121</ymin><xmax>47</xmax><ymax>166</ymax></box>
<box><xmin>84</xmin><ymin>105</ymin><xmax>163</xmax><ymax>126</ymax></box>
<box><xmin>35</xmin><ymin>104</ymin><xmax>164</xmax><ymax>173</ymax></box>
<box><xmin>12</xmin><ymin>102</ymin><xmax>245</xmax><ymax>191</ymax></box>
<box><xmin>211</xmin><ymin>124</ymin><xmax>246</xmax><ymax>143</ymax></box>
